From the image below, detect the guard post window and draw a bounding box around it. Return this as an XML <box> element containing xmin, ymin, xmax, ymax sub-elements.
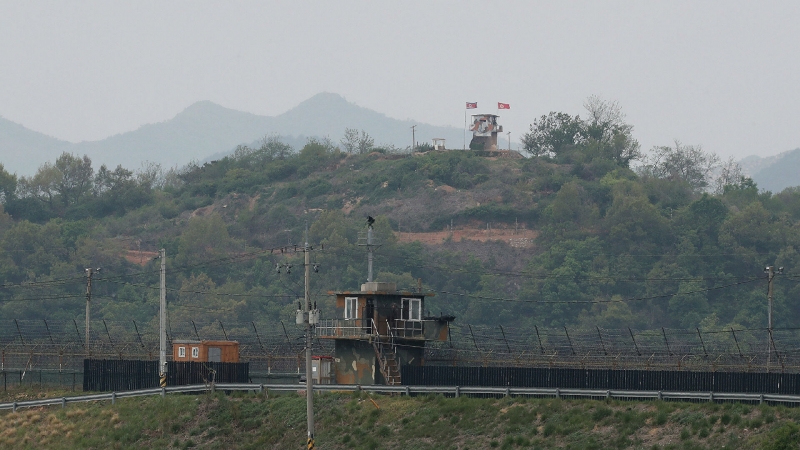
<box><xmin>401</xmin><ymin>298</ymin><xmax>421</xmax><ymax>321</ymax></box>
<box><xmin>345</xmin><ymin>297</ymin><xmax>358</xmax><ymax>320</ymax></box>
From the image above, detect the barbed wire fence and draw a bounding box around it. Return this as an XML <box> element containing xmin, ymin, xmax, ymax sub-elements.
<box><xmin>2</xmin><ymin>320</ymin><xmax>799</xmax><ymax>376</ymax></box>
<box><xmin>0</xmin><ymin>319</ymin><xmax>332</xmax><ymax>375</ymax></box>
<box><xmin>430</xmin><ymin>324</ymin><xmax>800</xmax><ymax>373</ymax></box>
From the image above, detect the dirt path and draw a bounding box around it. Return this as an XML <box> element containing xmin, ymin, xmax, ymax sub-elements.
<box><xmin>124</xmin><ymin>250</ymin><xmax>159</xmax><ymax>266</ymax></box>
<box><xmin>395</xmin><ymin>228</ymin><xmax>537</xmax><ymax>248</ymax></box>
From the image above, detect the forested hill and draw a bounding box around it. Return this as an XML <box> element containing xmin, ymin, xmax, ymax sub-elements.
<box><xmin>1</xmin><ymin>114</ymin><xmax>800</xmax><ymax>335</ymax></box>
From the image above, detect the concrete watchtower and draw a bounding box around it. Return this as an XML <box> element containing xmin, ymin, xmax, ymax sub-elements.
<box><xmin>469</xmin><ymin>114</ymin><xmax>503</xmax><ymax>151</ymax></box>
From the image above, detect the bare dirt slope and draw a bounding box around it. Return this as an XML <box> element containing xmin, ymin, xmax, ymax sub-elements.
<box><xmin>396</xmin><ymin>227</ymin><xmax>537</xmax><ymax>248</ymax></box>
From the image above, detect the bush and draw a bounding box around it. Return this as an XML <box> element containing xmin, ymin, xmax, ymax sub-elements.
<box><xmin>762</xmin><ymin>422</ymin><xmax>800</xmax><ymax>450</ymax></box>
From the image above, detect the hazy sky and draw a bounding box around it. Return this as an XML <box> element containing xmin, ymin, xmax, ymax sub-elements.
<box><xmin>1</xmin><ymin>1</ymin><xmax>798</xmax><ymax>159</ymax></box>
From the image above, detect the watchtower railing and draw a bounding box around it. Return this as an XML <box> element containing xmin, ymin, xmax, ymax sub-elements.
<box><xmin>392</xmin><ymin>319</ymin><xmax>424</xmax><ymax>338</ymax></box>
<box><xmin>316</xmin><ymin>318</ymin><xmax>429</xmax><ymax>340</ymax></box>
<box><xmin>316</xmin><ymin>319</ymin><xmax>374</xmax><ymax>339</ymax></box>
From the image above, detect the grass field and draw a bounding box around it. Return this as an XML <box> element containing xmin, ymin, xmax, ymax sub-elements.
<box><xmin>2</xmin><ymin>387</ymin><xmax>800</xmax><ymax>449</ymax></box>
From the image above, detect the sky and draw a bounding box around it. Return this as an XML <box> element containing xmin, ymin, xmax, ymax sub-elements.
<box><xmin>1</xmin><ymin>1</ymin><xmax>798</xmax><ymax>160</ymax></box>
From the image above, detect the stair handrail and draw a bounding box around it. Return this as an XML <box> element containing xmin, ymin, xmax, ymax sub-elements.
<box><xmin>369</xmin><ymin>319</ymin><xmax>390</xmax><ymax>376</ymax></box>
<box><xmin>386</xmin><ymin>319</ymin><xmax>398</xmax><ymax>354</ymax></box>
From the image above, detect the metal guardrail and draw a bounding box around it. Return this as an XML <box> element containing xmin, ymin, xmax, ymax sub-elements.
<box><xmin>3</xmin><ymin>383</ymin><xmax>800</xmax><ymax>413</ymax></box>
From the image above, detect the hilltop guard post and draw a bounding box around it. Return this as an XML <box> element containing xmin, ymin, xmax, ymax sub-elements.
<box><xmin>317</xmin><ymin>281</ymin><xmax>452</xmax><ymax>385</ymax></box>
<box><xmin>469</xmin><ymin>113</ymin><xmax>503</xmax><ymax>150</ymax></box>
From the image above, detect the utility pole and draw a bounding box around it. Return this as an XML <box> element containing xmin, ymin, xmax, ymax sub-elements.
<box><xmin>159</xmin><ymin>249</ymin><xmax>167</xmax><ymax>387</ymax></box>
<box><xmin>283</xmin><ymin>225</ymin><xmax>319</xmax><ymax>448</ymax></box>
<box><xmin>764</xmin><ymin>265</ymin><xmax>783</xmax><ymax>370</ymax></box>
<box><xmin>410</xmin><ymin>125</ymin><xmax>417</xmax><ymax>150</ymax></box>
<box><xmin>304</xmin><ymin>225</ymin><xmax>315</xmax><ymax>449</ymax></box>
<box><xmin>84</xmin><ymin>267</ymin><xmax>99</xmax><ymax>357</ymax></box>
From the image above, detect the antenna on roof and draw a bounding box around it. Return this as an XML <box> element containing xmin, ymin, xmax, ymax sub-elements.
<box><xmin>358</xmin><ymin>216</ymin><xmax>380</xmax><ymax>282</ymax></box>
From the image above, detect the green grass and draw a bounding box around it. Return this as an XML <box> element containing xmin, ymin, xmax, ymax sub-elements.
<box><xmin>3</xmin><ymin>388</ymin><xmax>800</xmax><ymax>449</ymax></box>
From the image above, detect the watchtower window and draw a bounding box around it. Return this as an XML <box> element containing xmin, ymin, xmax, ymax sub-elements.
<box><xmin>401</xmin><ymin>298</ymin><xmax>421</xmax><ymax>321</ymax></box>
<box><xmin>345</xmin><ymin>297</ymin><xmax>358</xmax><ymax>320</ymax></box>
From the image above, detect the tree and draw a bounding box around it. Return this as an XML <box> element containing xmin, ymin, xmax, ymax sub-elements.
<box><xmin>136</xmin><ymin>161</ymin><xmax>164</xmax><ymax>190</ymax></box>
<box><xmin>18</xmin><ymin>152</ymin><xmax>94</xmax><ymax>211</ymax></box>
<box><xmin>603</xmin><ymin>179</ymin><xmax>672</xmax><ymax>254</ymax></box>
<box><xmin>341</xmin><ymin>128</ymin><xmax>359</xmax><ymax>154</ymax></box>
<box><xmin>95</xmin><ymin>164</ymin><xmax>135</xmax><ymax>195</ymax></box>
<box><xmin>341</xmin><ymin>128</ymin><xmax>374</xmax><ymax>155</ymax></box>
<box><xmin>550</xmin><ymin>181</ymin><xmax>599</xmax><ymax>227</ymax></box>
<box><xmin>583</xmin><ymin>96</ymin><xmax>641</xmax><ymax>166</ymax></box>
<box><xmin>712</xmin><ymin>157</ymin><xmax>744</xmax><ymax>195</ymax></box>
<box><xmin>256</xmin><ymin>134</ymin><xmax>294</xmax><ymax>161</ymax></box>
<box><xmin>521</xmin><ymin>112</ymin><xmax>584</xmax><ymax>157</ymax></box>
<box><xmin>53</xmin><ymin>152</ymin><xmax>94</xmax><ymax>207</ymax></box>
<box><xmin>176</xmin><ymin>213</ymin><xmax>238</xmax><ymax>266</ymax></box>
<box><xmin>93</xmin><ymin>164</ymin><xmax>152</xmax><ymax>215</ymax></box>
<box><xmin>0</xmin><ymin>163</ymin><xmax>17</xmax><ymax>204</ymax></box>
<box><xmin>638</xmin><ymin>141</ymin><xmax>720</xmax><ymax>192</ymax></box>
<box><xmin>357</xmin><ymin>130</ymin><xmax>375</xmax><ymax>154</ymax></box>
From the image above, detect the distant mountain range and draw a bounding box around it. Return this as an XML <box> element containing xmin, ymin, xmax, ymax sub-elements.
<box><xmin>0</xmin><ymin>93</ymin><xmax>470</xmax><ymax>176</ymax></box>
<box><xmin>5</xmin><ymin>94</ymin><xmax>798</xmax><ymax>191</ymax></box>
<box><xmin>739</xmin><ymin>148</ymin><xmax>800</xmax><ymax>193</ymax></box>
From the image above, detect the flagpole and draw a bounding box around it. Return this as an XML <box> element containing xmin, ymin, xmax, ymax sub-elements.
<box><xmin>463</xmin><ymin>109</ymin><xmax>466</xmax><ymax>150</ymax></box>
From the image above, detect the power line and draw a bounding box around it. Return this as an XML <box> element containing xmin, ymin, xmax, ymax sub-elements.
<box><xmin>320</xmin><ymin>245</ymin><xmax>767</xmax><ymax>283</ymax></box>
<box><xmin>97</xmin><ymin>279</ymin><xmax>294</xmax><ymax>299</ymax></box>
<box><xmin>424</xmin><ymin>277</ymin><xmax>763</xmax><ymax>305</ymax></box>
<box><xmin>0</xmin><ymin>294</ymin><xmax>85</xmax><ymax>303</ymax></box>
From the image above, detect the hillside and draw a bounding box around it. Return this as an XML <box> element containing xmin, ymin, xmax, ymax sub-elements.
<box><xmin>742</xmin><ymin>148</ymin><xmax>800</xmax><ymax>193</ymax></box>
<box><xmin>2</xmin><ymin>389</ymin><xmax>799</xmax><ymax>449</ymax></box>
<box><xmin>0</xmin><ymin>116</ymin><xmax>71</xmax><ymax>175</ymax></box>
<box><xmin>71</xmin><ymin>101</ymin><xmax>276</xmax><ymax>174</ymax></box>
<box><xmin>0</xmin><ymin>93</ymin><xmax>467</xmax><ymax>176</ymax></box>
<box><xmin>3</xmin><ymin>103</ymin><xmax>800</xmax><ymax>353</ymax></box>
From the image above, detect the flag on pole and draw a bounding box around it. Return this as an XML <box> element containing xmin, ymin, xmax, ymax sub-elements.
<box><xmin>466</xmin><ymin>102</ymin><xmax>478</xmax><ymax>109</ymax></box>
<box><xmin>498</xmin><ymin>102</ymin><xmax>510</xmax><ymax>110</ymax></box>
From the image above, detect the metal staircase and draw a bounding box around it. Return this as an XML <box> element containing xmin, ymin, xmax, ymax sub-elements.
<box><xmin>371</xmin><ymin>320</ymin><xmax>401</xmax><ymax>385</ymax></box>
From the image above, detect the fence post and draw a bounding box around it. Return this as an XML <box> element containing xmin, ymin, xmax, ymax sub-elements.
<box><xmin>455</xmin><ymin>386</ymin><xmax>460</xmax><ymax>398</ymax></box>
<box><xmin>62</xmin><ymin>397</ymin><xmax>66</xmax><ymax>408</ymax></box>
<box><xmin>112</xmin><ymin>392</ymin><xmax>116</xmax><ymax>405</ymax></box>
